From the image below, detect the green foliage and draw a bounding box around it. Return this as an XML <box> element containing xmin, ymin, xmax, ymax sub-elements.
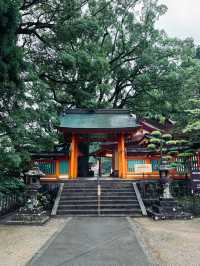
<box><xmin>178</xmin><ymin>152</ymin><xmax>193</xmax><ymax>158</ymax></box>
<box><xmin>0</xmin><ymin>177</ymin><xmax>25</xmax><ymax>195</ymax></box>
<box><xmin>162</xmin><ymin>134</ymin><xmax>172</xmax><ymax>140</ymax></box>
<box><xmin>176</xmin><ymin>140</ymin><xmax>189</xmax><ymax>146</ymax></box>
<box><xmin>182</xmin><ymin>98</ymin><xmax>200</xmax><ymax>143</ymax></box>
<box><xmin>0</xmin><ymin>1</ymin><xmax>58</xmax><ymax>177</ymax></box>
<box><xmin>147</xmin><ymin>130</ymin><xmax>188</xmax><ymax>165</ymax></box>
<box><xmin>18</xmin><ymin>0</ymin><xmax>198</xmax><ymax>114</ymax></box>
<box><xmin>0</xmin><ymin>0</ymin><xmax>199</xmax><ymax>177</ymax></box>
<box><xmin>37</xmin><ymin>193</ymin><xmax>51</xmax><ymax>209</ymax></box>
<box><xmin>168</xmin><ymin>150</ymin><xmax>179</xmax><ymax>156</ymax></box>
<box><xmin>166</xmin><ymin>140</ymin><xmax>177</xmax><ymax>146</ymax></box>
<box><xmin>170</xmin><ymin>162</ymin><xmax>178</xmax><ymax>168</ymax></box>
<box><xmin>102</xmin><ymin>158</ymin><xmax>112</xmax><ymax>174</ymax></box>
<box><xmin>150</xmin><ymin>138</ymin><xmax>161</xmax><ymax>144</ymax></box>
<box><xmin>173</xmin><ymin>49</ymin><xmax>200</xmax><ymax>146</ymax></box>
<box><xmin>162</xmin><ymin>155</ymin><xmax>172</xmax><ymax>161</ymax></box>
<box><xmin>147</xmin><ymin>143</ymin><xmax>156</xmax><ymax>150</ymax></box>
<box><xmin>151</xmin><ymin>131</ymin><xmax>162</xmax><ymax>138</ymax></box>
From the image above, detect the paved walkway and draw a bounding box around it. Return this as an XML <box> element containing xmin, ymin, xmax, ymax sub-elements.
<box><xmin>28</xmin><ymin>217</ymin><xmax>151</xmax><ymax>266</ymax></box>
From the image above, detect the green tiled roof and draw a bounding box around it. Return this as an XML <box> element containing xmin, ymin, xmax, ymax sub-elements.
<box><xmin>59</xmin><ymin>109</ymin><xmax>138</xmax><ymax>130</ymax></box>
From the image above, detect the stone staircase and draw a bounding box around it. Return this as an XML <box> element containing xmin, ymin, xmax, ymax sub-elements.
<box><xmin>99</xmin><ymin>180</ymin><xmax>142</xmax><ymax>216</ymax></box>
<box><xmin>56</xmin><ymin>180</ymin><xmax>143</xmax><ymax>217</ymax></box>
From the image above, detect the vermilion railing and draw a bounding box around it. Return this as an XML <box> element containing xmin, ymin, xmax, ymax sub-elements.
<box><xmin>175</xmin><ymin>154</ymin><xmax>200</xmax><ymax>174</ymax></box>
<box><xmin>34</xmin><ymin>158</ymin><xmax>69</xmax><ymax>180</ymax></box>
<box><xmin>126</xmin><ymin>154</ymin><xmax>200</xmax><ymax>180</ymax></box>
<box><xmin>37</xmin><ymin>160</ymin><xmax>56</xmax><ymax>175</ymax></box>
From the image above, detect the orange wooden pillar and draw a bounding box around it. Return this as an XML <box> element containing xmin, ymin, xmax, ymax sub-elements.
<box><xmin>118</xmin><ymin>133</ymin><xmax>126</xmax><ymax>178</ymax></box>
<box><xmin>69</xmin><ymin>134</ymin><xmax>78</xmax><ymax>179</ymax></box>
<box><xmin>55</xmin><ymin>159</ymin><xmax>60</xmax><ymax>179</ymax></box>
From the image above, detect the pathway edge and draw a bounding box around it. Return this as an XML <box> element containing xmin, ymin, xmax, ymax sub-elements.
<box><xmin>127</xmin><ymin>217</ymin><xmax>158</xmax><ymax>266</ymax></box>
<box><xmin>25</xmin><ymin>217</ymin><xmax>72</xmax><ymax>266</ymax></box>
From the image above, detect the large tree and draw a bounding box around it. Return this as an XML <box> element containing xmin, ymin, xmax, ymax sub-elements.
<box><xmin>0</xmin><ymin>0</ymin><xmax>57</xmax><ymax>177</ymax></box>
<box><xmin>18</xmin><ymin>0</ymin><xmax>196</xmax><ymax>117</ymax></box>
<box><xmin>175</xmin><ymin>46</ymin><xmax>200</xmax><ymax>146</ymax></box>
<box><xmin>14</xmin><ymin>0</ymin><xmax>199</xmax><ymax>176</ymax></box>
<box><xmin>1</xmin><ymin>0</ymin><xmax>199</xmax><ymax>176</ymax></box>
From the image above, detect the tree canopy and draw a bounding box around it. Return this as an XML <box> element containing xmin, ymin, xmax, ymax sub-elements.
<box><xmin>0</xmin><ymin>0</ymin><xmax>199</xmax><ymax>175</ymax></box>
<box><xmin>0</xmin><ymin>0</ymin><xmax>58</xmax><ymax>177</ymax></box>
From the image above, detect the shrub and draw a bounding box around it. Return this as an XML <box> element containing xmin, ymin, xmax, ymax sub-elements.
<box><xmin>0</xmin><ymin>177</ymin><xmax>26</xmax><ymax>195</ymax></box>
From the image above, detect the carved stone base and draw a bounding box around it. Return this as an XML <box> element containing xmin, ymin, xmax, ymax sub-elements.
<box><xmin>148</xmin><ymin>197</ymin><xmax>193</xmax><ymax>220</ymax></box>
<box><xmin>6</xmin><ymin>206</ymin><xmax>49</xmax><ymax>225</ymax></box>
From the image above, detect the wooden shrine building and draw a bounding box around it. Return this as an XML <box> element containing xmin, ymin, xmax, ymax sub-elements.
<box><xmin>59</xmin><ymin>109</ymin><xmax>139</xmax><ymax>180</ymax></box>
<box><xmin>33</xmin><ymin>109</ymin><xmax>200</xmax><ymax>182</ymax></box>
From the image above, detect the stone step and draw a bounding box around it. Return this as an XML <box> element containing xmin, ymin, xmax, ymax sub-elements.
<box><xmin>63</xmin><ymin>184</ymin><xmax>97</xmax><ymax>188</ymax></box>
<box><xmin>59</xmin><ymin>199</ymin><xmax>97</xmax><ymax>204</ymax></box>
<box><xmin>58</xmin><ymin>204</ymin><xmax>140</xmax><ymax>210</ymax></box>
<box><xmin>100</xmin><ymin>185</ymin><xmax>133</xmax><ymax>189</ymax></box>
<box><xmin>99</xmin><ymin>208</ymin><xmax>142</xmax><ymax>215</ymax></box>
<box><xmin>100</xmin><ymin>195</ymin><xmax>137</xmax><ymax>200</ymax></box>
<box><xmin>57</xmin><ymin>209</ymin><xmax>98</xmax><ymax>215</ymax></box>
<box><xmin>56</xmin><ymin>180</ymin><xmax>142</xmax><ymax>217</ymax></box>
<box><xmin>60</xmin><ymin>196</ymin><xmax>98</xmax><ymax>200</ymax></box>
<box><xmin>62</xmin><ymin>188</ymin><xmax>97</xmax><ymax>192</ymax></box>
<box><xmin>61</xmin><ymin>193</ymin><xmax>136</xmax><ymax>197</ymax></box>
<box><xmin>100</xmin><ymin>199</ymin><xmax>138</xmax><ymax>204</ymax></box>
<box><xmin>61</xmin><ymin>194</ymin><xmax>136</xmax><ymax>198</ymax></box>
<box><xmin>58</xmin><ymin>205</ymin><xmax>98</xmax><ymax>210</ymax></box>
<box><xmin>59</xmin><ymin>199</ymin><xmax>138</xmax><ymax>204</ymax></box>
<box><xmin>64</xmin><ymin>181</ymin><xmax>97</xmax><ymax>183</ymax></box>
<box><xmin>57</xmin><ymin>209</ymin><xmax>141</xmax><ymax>216</ymax></box>
<box><xmin>61</xmin><ymin>192</ymin><xmax>97</xmax><ymax>195</ymax></box>
<box><xmin>100</xmin><ymin>183</ymin><xmax>133</xmax><ymax>186</ymax></box>
<box><xmin>101</xmin><ymin>189</ymin><xmax>134</xmax><ymax>193</ymax></box>
<box><xmin>62</xmin><ymin>189</ymin><xmax>135</xmax><ymax>194</ymax></box>
<box><xmin>100</xmin><ymin>192</ymin><xmax>135</xmax><ymax>196</ymax></box>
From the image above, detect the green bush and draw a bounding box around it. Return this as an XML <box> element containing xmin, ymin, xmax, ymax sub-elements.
<box><xmin>0</xmin><ymin>177</ymin><xmax>26</xmax><ymax>195</ymax></box>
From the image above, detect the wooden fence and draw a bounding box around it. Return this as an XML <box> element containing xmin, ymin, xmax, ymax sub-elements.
<box><xmin>0</xmin><ymin>194</ymin><xmax>23</xmax><ymax>217</ymax></box>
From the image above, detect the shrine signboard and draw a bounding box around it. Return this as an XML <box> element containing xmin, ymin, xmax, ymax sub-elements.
<box><xmin>191</xmin><ymin>171</ymin><xmax>200</xmax><ymax>195</ymax></box>
<box><xmin>134</xmin><ymin>164</ymin><xmax>152</xmax><ymax>173</ymax></box>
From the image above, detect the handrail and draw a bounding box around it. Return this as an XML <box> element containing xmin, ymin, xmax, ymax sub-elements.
<box><xmin>51</xmin><ymin>183</ymin><xmax>64</xmax><ymax>216</ymax></box>
<box><xmin>97</xmin><ymin>175</ymin><xmax>101</xmax><ymax>216</ymax></box>
<box><xmin>133</xmin><ymin>182</ymin><xmax>147</xmax><ymax>216</ymax></box>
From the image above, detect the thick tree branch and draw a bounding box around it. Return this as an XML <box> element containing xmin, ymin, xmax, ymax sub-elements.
<box><xmin>20</xmin><ymin>0</ymin><xmax>43</xmax><ymax>10</ymax></box>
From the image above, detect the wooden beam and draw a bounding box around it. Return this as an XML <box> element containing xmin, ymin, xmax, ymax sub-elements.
<box><xmin>55</xmin><ymin>159</ymin><xmax>60</xmax><ymax>179</ymax></box>
<box><xmin>69</xmin><ymin>134</ymin><xmax>78</xmax><ymax>179</ymax></box>
<box><xmin>74</xmin><ymin>136</ymin><xmax>78</xmax><ymax>178</ymax></box>
<box><xmin>118</xmin><ymin>133</ymin><xmax>126</xmax><ymax>178</ymax></box>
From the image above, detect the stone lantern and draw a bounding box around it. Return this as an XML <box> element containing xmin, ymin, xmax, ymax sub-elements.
<box><xmin>148</xmin><ymin>159</ymin><xmax>193</xmax><ymax>220</ymax></box>
<box><xmin>8</xmin><ymin>166</ymin><xmax>49</xmax><ymax>225</ymax></box>
<box><xmin>159</xmin><ymin>159</ymin><xmax>172</xmax><ymax>199</ymax></box>
<box><xmin>25</xmin><ymin>167</ymin><xmax>45</xmax><ymax>209</ymax></box>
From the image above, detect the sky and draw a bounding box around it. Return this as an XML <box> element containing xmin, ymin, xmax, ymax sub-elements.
<box><xmin>157</xmin><ymin>0</ymin><xmax>200</xmax><ymax>44</ymax></box>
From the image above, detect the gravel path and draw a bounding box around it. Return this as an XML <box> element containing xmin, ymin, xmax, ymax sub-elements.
<box><xmin>0</xmin><ymin>218</ymin><xmax>67</xmax><ymax>266</ymax></box>
<box><xmin>133</xmin><ymin>217</ymin><xmax>200</xmax><ymax>266</ymax></box>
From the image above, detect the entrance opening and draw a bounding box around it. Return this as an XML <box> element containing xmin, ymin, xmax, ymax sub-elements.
<box><xmin>77</xmin><ymin>142</ymin><xmax>113</xmax><ymax>179</ymax></box>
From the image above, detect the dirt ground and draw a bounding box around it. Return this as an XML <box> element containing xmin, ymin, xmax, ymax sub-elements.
<box><xmin>134</xmin><ymin>217</ymin><xmax>200</xmax><ymax>266</ymax></box>
<box><xmin>1</xmin><ymin>217</ymin><xmax>200</xmax><ymax>266</ymax></box>
<box><xmin>0</xmin><ymin>218</ymin><xmax>67</xmax><ymax>266</ymax></box>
